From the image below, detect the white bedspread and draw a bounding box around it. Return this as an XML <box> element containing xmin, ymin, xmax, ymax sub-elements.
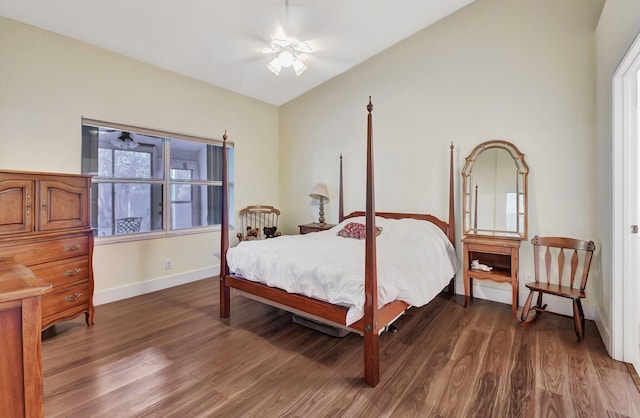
<box><xmin>226</xmin><ymin>216</ymin><xmax>459</xmax><ymax>325</ymax></box>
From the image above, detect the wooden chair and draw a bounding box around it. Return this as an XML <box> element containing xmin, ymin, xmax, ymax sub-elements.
<box><xmin>520</xmin><ymin>235</ymin><xmax>596</xmax><ymax>342</ymax></box>
<box><xmin>236</xmin><ymin>205</ymin><xmax>281</xmax><ymax>242</ymax></box>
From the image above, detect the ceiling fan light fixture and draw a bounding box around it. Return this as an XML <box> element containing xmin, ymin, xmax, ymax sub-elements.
<box><xmin>264</xmin><ymin>36</ymin><xmax>312</xmax><ymax>76</ymax></box>
<box><xmin>278</xmin><ymin>49</ymin><xmax>295</xmax><ymax>67</ymax></box>
<box><xmin>292</xmin><ymin>59</ymin><xmax>307</xmax><ymax>76</ymax></box>
<box><xmin>267</xmin><ymin>58</ymin><xmax>282</xmax><ymax>75</ymax></box>
<box><xmin>111</xmin><ymin>131</ymin><xmax>139</xmax><ymax>150</ymax></box>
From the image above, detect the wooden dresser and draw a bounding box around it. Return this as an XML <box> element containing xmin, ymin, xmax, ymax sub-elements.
<box><xmin>0</xmin><ymin>170</ymin><xmax>95</xmax><ymax>330</ymax></box>
<box><xmin>0</xmin><ymin>257</ymin><xmax>51</xmax><ymax>418</ymax></box>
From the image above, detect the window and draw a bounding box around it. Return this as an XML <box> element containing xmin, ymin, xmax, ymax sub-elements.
<box><xmin>81</xmin><ymin>119</ymin><xmax>234</xmax><ymax>238</ymax></box>
<box><xmin>505</xmin><ymin>192</ymin><xmax>524</xmax><ymax>233</ymax></box>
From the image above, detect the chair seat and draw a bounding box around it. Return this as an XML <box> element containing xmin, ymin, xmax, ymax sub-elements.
<box><xmin>524</xmin><ymin>281</ymin><xmax>585</xmax><ymax>299</ymax></box>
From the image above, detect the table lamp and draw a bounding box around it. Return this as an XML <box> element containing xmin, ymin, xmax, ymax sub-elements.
<box><xmin>309</xmin><ymin>183</ymin><xmax>329</xmax><ymax>224</ymax></box>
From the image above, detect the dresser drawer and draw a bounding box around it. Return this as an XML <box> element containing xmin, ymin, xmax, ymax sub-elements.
<box><xmin>0</xmin><ymin>235</ymin><xmax>89</xmax><ymax>266</ymax></box>
<box><xmin>29</xmin><ymin>256</ymin><xmax>89</xmax><ymax>289</ymax></box>
<box><xmin>42</xmin><ymin>282</ymin><xmax>91</xmax><ymax>319</ymax></box>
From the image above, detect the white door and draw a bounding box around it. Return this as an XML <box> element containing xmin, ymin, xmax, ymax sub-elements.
<box><xmin>613</xmin><ymin>33</ymin><xmax>640</xmax><ymax>368</ymax></box>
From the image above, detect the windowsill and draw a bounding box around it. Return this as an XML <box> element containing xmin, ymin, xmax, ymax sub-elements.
<box><xmin>94</xmin><ymin>225</ymin><xmax>236</xmax><ymax>246</ymax></box>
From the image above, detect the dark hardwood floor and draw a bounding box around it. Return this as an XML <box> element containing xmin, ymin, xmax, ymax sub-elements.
<box><xmin>42</xmin><ymin>278</ymin><xmax>640</xmax><ymax>417</ymax></box>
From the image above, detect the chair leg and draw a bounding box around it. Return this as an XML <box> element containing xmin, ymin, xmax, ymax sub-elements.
<box><xmin>520</xmin><ymin>290</ymin><xmax>534</xmax><ymax>322</ymax></box>
<box><xmin>520</xmin><ymin>290</ymin><xmax>539</xmax><ymax>323</ymax></box>
<box><xmin>533</xmin><ymin>292</ymin><xmax>547</xmax><ymax>319</ymax></box>
<box><xmin>536</xmin><ymin>291</ymin><xmax>544</xmax><ymax>310</ymax></box>
<box><xmin>579</xmin><ymin>300</ymin><xmax>585</xmax><ymax>337</ymax></box>
<box><xmin>520</xmin><ymin>290</ymin><xmax>549</xmax><ymax>326</ymax></box>
<box><xmin>573</xmin><ymin>299</ymin><xmax>585</xmax><ymax>342</ymax></box>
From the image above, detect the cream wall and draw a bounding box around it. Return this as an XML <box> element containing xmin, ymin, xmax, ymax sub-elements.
<box><xmin>0</xmin><ymin>17</ymin><xmax>280</xmax><ymax>303</ymax></box>
<box><xmin>280</xmin><ymin>0</ymin><xmax>603</xmax><ymax>317</ymax></box>
<box><xmin>594</xmin><ymin>1</ymin><xmax>640</xmax><ymax>356</ymax></box>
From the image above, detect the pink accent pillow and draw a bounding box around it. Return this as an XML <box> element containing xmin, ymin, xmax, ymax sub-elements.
<box><xmin>337</xmin><ymin>222</ymin><xmax>382</xmax><ymax>239</ymax></box>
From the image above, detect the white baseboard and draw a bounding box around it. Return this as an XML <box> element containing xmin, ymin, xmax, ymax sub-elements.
<box><xmin>457</xmin><ymin>280</ymin><xmax>596</xmax><ymax>320</ymax></box>
<box><xmin>93</xmin><ymin>264</ymin><xmax>220</xmax><ymax>306</ymax></box>
<box><xmin>595</xmin><ymin>306</ymin><xmax>613</xmax><ymax>358</ymax></box>
<box><xmin>462</xmin><ymin>281</ymin><xmax>513</xmax><ymax>306</ymax></box>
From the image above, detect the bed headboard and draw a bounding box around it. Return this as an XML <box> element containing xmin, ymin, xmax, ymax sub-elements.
<box><xmin>338</xmin><ymin>143</ymin><xmax>456</xmax><ymax>245</ymax></box>
<box><xmin>343</xmin><ymin>211</ymin><xmax>449</xmax><ymax>237</ymax></box>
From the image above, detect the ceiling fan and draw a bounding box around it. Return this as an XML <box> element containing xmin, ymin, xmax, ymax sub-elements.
<box><xmin>111</xmin><ymin>131</ymin><xmax>139</xmax><ymax>150</ymax></box>
<box><xmin>261</xmin><ymin>0</ymin><xmax>313</xmax><ymax>76</ymax></box>
<box><xmin>262</xmin><ymin>36</ymin><xmax>312</xmax><ymax>76</ymax></box>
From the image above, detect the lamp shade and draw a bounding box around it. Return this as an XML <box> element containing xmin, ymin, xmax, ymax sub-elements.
<box><xmin>309</xmin><ymin>183</ymin><xmax>329</xmax><ymax>201</ymax></box>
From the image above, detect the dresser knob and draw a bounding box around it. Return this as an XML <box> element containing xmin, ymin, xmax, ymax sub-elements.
<box><xmin>63</xmin><ymin>268</ymin><xmax>82</xmax><ymax>277</ymax></box>
<box><xmin>64</xmin><ymin>243</ymin><xmax>82</xmax><ymax>251</ymax></box>
<box><xmin>64</xmin><ymin>292</ymin><xmax>83</xmax><ymax>302</ymax></box>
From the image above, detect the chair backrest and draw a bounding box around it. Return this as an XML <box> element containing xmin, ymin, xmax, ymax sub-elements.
<box><xmin>237</xmin><ymin>205</ymin><xmax>280</xmax><ymax>241</ymax></box>
<box><xmin>115</xmin><ymin>217</ymin><xmax>142</xmax><ymax>234</ymax></box>
<box><xmin>531</xmin><ymin>235</ymin><xmax>596</xmax><ymax>292</ymax></box>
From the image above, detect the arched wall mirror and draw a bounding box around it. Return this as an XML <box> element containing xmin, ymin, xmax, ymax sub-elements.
<box><xmin>462</xmin><ymin>140</ymin><xmax>529</xmax><ymax>240</ymax></box>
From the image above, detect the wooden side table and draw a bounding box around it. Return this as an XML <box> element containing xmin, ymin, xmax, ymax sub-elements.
<box><xmin>298</xmin><ymin>223</ymin><xmax>335</xmax><ymax>234</ymax></box>
<box><xmin>462</xmin><ymin>236</ymin><xmax>521</xmax><ymax>317</ymax></box>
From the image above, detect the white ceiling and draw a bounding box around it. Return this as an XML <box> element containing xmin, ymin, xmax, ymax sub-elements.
<box><xmin>0</xmin><ymin>0</ymin><xmax>475</xmax><ymax>106</ymax></box>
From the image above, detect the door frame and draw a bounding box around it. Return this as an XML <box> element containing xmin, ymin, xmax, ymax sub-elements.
<box><xmin>612</xmin><ymin>32</ymin><xmax>640</xmax><ymax>365</ymax></box>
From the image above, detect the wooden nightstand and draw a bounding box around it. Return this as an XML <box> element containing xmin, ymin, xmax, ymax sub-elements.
<box><xmin>298</xmin><ymin>223</ymin><xmax>335</xmax><ymax>234</ymax></box>
<box><xmin>462</xmin><ymin>236</ymin><xmax>521</xmax><ymax>317</ymax></box>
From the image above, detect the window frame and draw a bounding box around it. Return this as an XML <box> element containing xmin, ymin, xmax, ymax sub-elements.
<box><xmin>82</xmin><ymin>117</ymin><xmax>234</xmax><ymax>244</ymax></box>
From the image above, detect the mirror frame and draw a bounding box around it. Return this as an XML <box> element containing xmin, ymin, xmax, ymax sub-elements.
<box><xmin>462</xmin><ymin>140</ymin><xmax>529</xmax><ymax>240</ymax></box>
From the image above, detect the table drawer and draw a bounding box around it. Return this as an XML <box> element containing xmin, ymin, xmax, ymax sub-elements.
<box><xmin>466</xmin><ymin>242</ymin><xmax>514</xmax><ymax>255</ymax></box>
<box><xmin>42</xmin><ymin>282</ymin><xmax>91</xmax><ymax>319</ymax></box>
<box><xmin>0</xmin><ymin>235</ymin><xmax>89</xmax><ymax>266</ymax></box>
<box><xmin>29</xmin><ymin>256</ymin><xmax>89</xmax><ymax>288</ymax></box>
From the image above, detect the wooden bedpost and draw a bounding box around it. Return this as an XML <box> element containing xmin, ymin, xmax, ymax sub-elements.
<box><xmin>220</xmin><ymin>131</ymin><xmax>230</xmax><ymax>318</ymax></box>
<box><xmin>448</xmin><ymin>142</ymin><xmax>456</xmax><ymax>295</ymax></box>
<box><xmin>339</xmin><ymin>154</ymin><xmax>344</xmax><ymax>223</ymax></box>
<box><xmin>474</xmin><ymin>183</ymin><xmax>478</xmax><ymax>232</ymax></box>
<box><xmin>448</xmin><ymin>142</ymin><xmax>455</xmax><ymax>244</ymax></box>
<box><xmin>363</xmin><ymin>97</ymin><xmax>379</xmax><ymax>387</ymax></box>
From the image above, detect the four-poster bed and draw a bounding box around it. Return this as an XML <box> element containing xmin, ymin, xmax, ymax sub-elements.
<box><xmin>218</xmin><ymin>98</ymin><xmax>457</xmax><ymax>387</ymax></box>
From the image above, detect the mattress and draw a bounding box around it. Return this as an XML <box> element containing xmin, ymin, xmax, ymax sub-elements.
<box><xmin>226</xmin><ymin>216</ymin><xmax>458</xmax><ymax>325</ymax></box>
